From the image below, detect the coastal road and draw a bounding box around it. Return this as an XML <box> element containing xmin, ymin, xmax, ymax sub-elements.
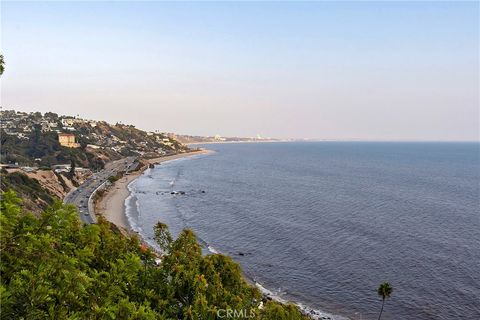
<box><xmin>64</xmin><ymin>156</ymin><xmax>137</xmax><ymax>223</ymax></box>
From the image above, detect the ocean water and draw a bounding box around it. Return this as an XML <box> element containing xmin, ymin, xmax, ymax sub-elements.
<box><xmin>126</xmin><ymin>142</ymin><xmax>480</xmax><ymax>320</ymax></box>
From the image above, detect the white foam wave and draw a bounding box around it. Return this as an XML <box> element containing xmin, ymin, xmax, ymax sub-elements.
<box><xmin>207</xmin><ymin>245</ymin><xmax>219</xmax><ymax>254</ymax></box>
<box><xmin>124</xmin><ymin>191</ymin><xmax>161</xmax><ymax>250</ymax></box>
<box><xmin>254</xmin><ymin>282</ymin><xmax>349</xmax><ymax>320</ymax></box>
<box><xmin>124</xmin><ymin>183</ymin><xmax>140</xmax><ymax>233</ymax></box>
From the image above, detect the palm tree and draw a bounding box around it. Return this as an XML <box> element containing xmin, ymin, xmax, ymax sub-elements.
<box><xmin>377</xmin><ymin>282</ymin><xmax>393</xmax><ymax>320</ymax></box>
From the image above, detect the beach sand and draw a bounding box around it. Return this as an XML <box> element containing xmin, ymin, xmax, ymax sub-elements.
<box><xmin>95</xmin><ymin>150</ymin><xmax>210</xmax><ymax>232</ymax></box>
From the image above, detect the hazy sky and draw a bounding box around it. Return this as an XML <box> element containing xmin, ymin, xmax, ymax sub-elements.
<box><xmin>1</xmin><ymin>1</ymin><xmax>479</xmax><ymax>140</ymax></box>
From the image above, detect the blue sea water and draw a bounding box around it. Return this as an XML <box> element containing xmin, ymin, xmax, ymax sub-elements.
<box><xmin>126</xmin><ymin>142</ymin><xmax>480</xmax><ymax>320</ymax></box>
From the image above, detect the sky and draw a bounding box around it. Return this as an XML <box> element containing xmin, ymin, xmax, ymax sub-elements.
<box><xmin>1</xmin><ymin>1</ymin><xmax>479</xmax><ymax>141</ymax></box>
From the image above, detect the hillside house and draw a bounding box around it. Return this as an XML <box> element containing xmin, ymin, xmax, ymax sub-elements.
<box><xmin>58</xmin><ymin>133</ymin><xmax>80</xmax><ymax>148</ymax></box>
<box><xmin>61</xmin><ymin>118</ymin><xmax>75</xmax><ymax>126</ymax></box>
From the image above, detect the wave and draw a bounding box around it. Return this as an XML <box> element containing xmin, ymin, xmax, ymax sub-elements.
<box><xmin>124</xmin><ymin>182</ymin><xmax>139</xmax><ymax>233</ymax></box>
<box><xmin>194</xmin><ymin>234</ymin><xmax>221</xmax><ymax>254</ymax></box>
<box><xmin>124</xmin><ymin>181</ymin><xmax>161</xmax><ymax>250</ymax></box>
<box><xmin>254</xmin><ymin>282</ymin><xmax>349</xmax><ymax>320</ymax></box>
<box><xmin>207</xmin><ymin>245</ymin><xmax>220</xmax><ymax>254</ymax></box>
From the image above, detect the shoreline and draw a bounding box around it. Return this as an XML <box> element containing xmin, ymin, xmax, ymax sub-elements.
<box><xmin>95</xmin><ymin>150</ymin><xmax>211</xmax><ymax>233</ymax></box>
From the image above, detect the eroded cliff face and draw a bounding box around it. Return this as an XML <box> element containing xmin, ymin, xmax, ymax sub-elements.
<box><xmin>23</xmin><ymin>169</ymin><xmax>91</xmax><ymax>198</ymax></box>
<box><xmin>1</xmin><ymin>169</ymin><xmax>92</xmax><ymax>215</ymax></box>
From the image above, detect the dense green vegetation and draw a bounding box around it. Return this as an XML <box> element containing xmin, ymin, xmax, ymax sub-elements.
<box><xmin>0</xmin><ymin>191</ymin><xmax>307</xmax><ymax>319</ymax></box>
<box><xmin>108</xmin><ymin>174</ymin><xmax>121</xmax><ymax>184</ymax></box>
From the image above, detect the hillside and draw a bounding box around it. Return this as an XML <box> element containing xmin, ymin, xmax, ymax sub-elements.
<box><xmin>0</xmin><ymin>170</ymin><xmax>58</xmax><ymax>213</ymax></box>
<box><xmin>1</xmin><ymin>109</ymin><xmax>189</xmax><ymax>169</ymax></box>
<box><xmin>0</xmin><ymin>109</ymin><xmax>191</xmax><ymax>213</ymax></box>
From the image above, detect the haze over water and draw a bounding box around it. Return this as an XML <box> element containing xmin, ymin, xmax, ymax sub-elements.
<box><xmin>127</xmin><ymin>142</ymin><xmax>480</xmax><ymax>319</ymax></box>
<box><xmin>2</xmin><ymin>2</ymin><xmax>478</xmax><ymax>141</ymax></box>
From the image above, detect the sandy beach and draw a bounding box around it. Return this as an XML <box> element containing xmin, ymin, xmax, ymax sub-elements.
<box><xmin>95</xmin><ymin>150</ymin><xmax>210</xmax><ymax>232</ymax></box>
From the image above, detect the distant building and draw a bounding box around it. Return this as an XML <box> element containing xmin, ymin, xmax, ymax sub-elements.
<box><xmin>58</xmin><ymin>133</ymin><xmax>80</xmax><ymax>148</ymax></box>
<box><xmin>3</xmin><ymin>130</ymin><xmax>17</xmax><ymax>136</ymax></box>
<box><xmin>40</xmin><ymin>123</ymin><xmax>50</xmax><ymax>132</ymax></box>
<box><xmin>61</xmin><ymin>118</ymin><xmax>75</xmax><ymax>126</ymax></box>
<box><xmin>51</xmin><ymin>164</ymin><xmax>71</xmax><ymax>173</ymax></box>
<box><xmin>214</xmin><ymin>134</ymin><xmax>226</xmax><ymax>141</ymax></box>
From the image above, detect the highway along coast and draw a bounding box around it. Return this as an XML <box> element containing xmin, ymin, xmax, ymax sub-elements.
<box><xmin>63</xmin><ymin>156</ymin><xmax>137</xmax><ymax>223</ymax></box>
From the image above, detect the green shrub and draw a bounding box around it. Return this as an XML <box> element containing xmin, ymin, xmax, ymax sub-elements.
<box><xmin>0</xmin><ymin>191</ymin><xmax>308</xmax><ymax>320</ymax></box>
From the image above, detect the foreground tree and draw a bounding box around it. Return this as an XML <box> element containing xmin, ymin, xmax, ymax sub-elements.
<box><xmin>377</xmin><ymin>282</ymin><xmax>393</xmax><ymax>320</ymax></box>
<box><xmin>1</xmin><ymin>191</ymin><xmax>308</xmax><ymax>319</ymax></box>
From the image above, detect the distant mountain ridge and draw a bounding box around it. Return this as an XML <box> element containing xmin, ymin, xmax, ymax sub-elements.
<box><xmin>168</xmin><ymin>133</ymin><xmax>281</xmax><ymax>144</ymax></box>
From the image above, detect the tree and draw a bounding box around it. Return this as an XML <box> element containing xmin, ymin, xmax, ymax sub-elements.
<box><xmin>0</xmin><ymin>54</ymin><xmax>4</xmax><ymax>75</ymax></box>
<box><xmin>69</xmin><ymin>158</ymin><xmax>76</xmax><ymax>175</ymax></box>
<box><xmin>154</xmin><ymin>222</ymin><xmax>172</xmax><ymax>252</ymax></box>
<box><xmin>377</xmin><ymin>282</ymin><xmax>393</xmax><ymax>320</ymax></box>
<box><xmin>44</xmin><ymin>112</ymin><xmax>59</xmax><ymax>120</ymax></box>
<box><xmin>0</xmin><ymin>191</ymin><xmax>308</xmax><ymax>320</ymax></box>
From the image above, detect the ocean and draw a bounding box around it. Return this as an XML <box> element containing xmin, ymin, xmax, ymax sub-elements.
<box><xmin>125</xmin><ymin>142</ymin><xmax>480</xmax><ymax>320</ymax></box>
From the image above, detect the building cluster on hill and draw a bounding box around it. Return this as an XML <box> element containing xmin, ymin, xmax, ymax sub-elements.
<box><xmin>1</xmin><ymin>110</ymin><xmax>95</xmax><ymax>137</ymax></box>
<box><xmin>0</xmin><ymin>109</ymin><xmax>189</xmax><ymax>168</ymax></box>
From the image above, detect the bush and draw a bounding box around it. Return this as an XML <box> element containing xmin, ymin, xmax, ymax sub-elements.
<box><xmin>107</xmin><ymin>175</ymin><xmax>118</xmax><ymax>183</ymax></box>
<box><xmin>0</xmin><ymin>191</ymin><xmax>308</xmax><ymax>320</ymax></box>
